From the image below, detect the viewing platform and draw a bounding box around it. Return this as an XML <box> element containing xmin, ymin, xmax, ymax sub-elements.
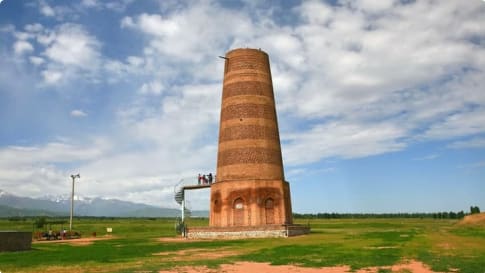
<box><xmin>181</xmin><ymin>184</ymin><xmax>211</xmax><ymax>190</ymax></box>
<box><xmin>174</xmin><ymin>178</ymin><xmax>214</xmax><ymax>226</ymax></box>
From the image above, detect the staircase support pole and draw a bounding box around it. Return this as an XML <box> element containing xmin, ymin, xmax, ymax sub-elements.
<box><xmin>181</xmin><ymin>190</ymin><xmax>185</xmax><ymax>223</ymax></box>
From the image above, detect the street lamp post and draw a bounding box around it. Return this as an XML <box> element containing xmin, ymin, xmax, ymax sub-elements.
<box><xmin>69</xmin><ymin>173</ymin><xmax>80</xmax><ymax>231</ymax></box>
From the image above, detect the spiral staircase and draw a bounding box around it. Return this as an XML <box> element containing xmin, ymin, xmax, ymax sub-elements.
<box><xmin>173</xmin><ymin>177</ymin><xmax>212</xmax><ymax>234</ymax></box>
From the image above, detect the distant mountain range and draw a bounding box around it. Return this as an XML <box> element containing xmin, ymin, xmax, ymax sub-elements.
<box><xmin>0</xmin><ymin>189</ymin><xmax>208</xmax><ymax>218</ymax></box>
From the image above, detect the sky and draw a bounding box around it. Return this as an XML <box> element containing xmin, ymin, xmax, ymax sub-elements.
<box><xmin>0</xmin><ymin>0</ymin><xmax>484</xmax><ymax>214</ymax></box>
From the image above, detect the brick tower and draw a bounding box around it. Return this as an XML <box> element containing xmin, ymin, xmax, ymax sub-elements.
<box><xmin>210</xmin><ymin>48</ymin><xmax>293</xmax><ymax>227</ymax></box>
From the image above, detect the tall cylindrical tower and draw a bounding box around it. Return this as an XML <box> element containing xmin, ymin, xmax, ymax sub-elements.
<box><xmin>210</xmin><ymin>48</ymin><xmax>293</xmax><ymax>227</ymax></box>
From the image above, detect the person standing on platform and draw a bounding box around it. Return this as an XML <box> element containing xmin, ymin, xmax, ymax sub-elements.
<box><xmin>208</xmin><ymin>173</ymin><xmax>213</xmax><ymax>184</ymax></box>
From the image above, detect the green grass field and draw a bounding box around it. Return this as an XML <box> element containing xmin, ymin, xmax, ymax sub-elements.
<box><xmin>1</xmin><ymin>218</ymin><xmax>484</xmax><ymax>273</ymax></box>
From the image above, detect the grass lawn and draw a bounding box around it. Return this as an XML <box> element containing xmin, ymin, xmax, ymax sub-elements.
<box><xmin>0</xmin><ymin>218</ymin><xmax>484</xmax><ymax>272</ymax></box>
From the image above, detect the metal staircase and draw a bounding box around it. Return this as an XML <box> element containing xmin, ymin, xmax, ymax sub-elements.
<box><xmin>174</xmin><ymin>187</ymin><xmax>184</xmax><ymax>205</ymax></box>
<box><xmin>174</xmin><ymin>178</ymin><xmax>189</xmax><ymax>224</ymax></box>
<box><xmin>173</xmin><ymin>176</ymin><xmax>213</xmax><ymax>234</ymax></box>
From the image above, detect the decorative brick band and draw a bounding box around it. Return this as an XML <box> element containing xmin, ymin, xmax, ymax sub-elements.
<box><xmin>220</xmin><ymin>103</ymin><xmax>276</xmax><ymax>121</ymax></box>
<box><xmin>222</xmin><ymin>95</ymin><xmax>274</xmax><ymax>108</ymax></box>
<box><xmin>217</xmin><ymin>139</ymin><xmax>281</xmax><ymax>151</ymax></box>
<box><xmin>226</xmin><ymin>59</ymin><xmax>269</xmax><ymax>72</ymax></box>
<box><xmin>223</xmin><ymin>72</ymin><xmax>272</xmax><ymax>85</ymax></box>
<box><xmin>219</xmin><ymin>125</ymin><xmax>279</xmax><ymax>142</ymax></box>
<box><xmin>223</xmin><ymin>81</ymin><xmax>274</xmax><ymax>100</ymax></box>
<box><xmin>217</xmin><ymin>147</ymin><xmax>282</xmax><ymax>167</ymax></box>
<box><xmin>225</xmin><ymin>54</ymin><xmax>270</xmax><ymax>73</ymax></box>
<box><xmin>219</xmin><ymin>118</ymin><xmax>278</xmax><ymax>130</ymax></box>
<box><xmin>217</xmin><ymin>164</ymin><xmax>284</xmax><ymax>180</ymax></box>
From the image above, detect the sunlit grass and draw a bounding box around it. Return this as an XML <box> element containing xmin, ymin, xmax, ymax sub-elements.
<box><xmin>0</xmin><ymin>218</ymin><xmax>484</xmax><ymax>272</ymax></box>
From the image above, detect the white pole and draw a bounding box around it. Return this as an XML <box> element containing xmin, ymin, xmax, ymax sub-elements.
<box><xmin>181</xmin><ymin>193</ymin><xmax>186</xmax><ymax>237</ymax></box>
<box><xmin>181</xmin><ymin>192</ymin><xmax>185</xmax><ymax>223</ymax></box>
<box><xmin>69</xmin><ymin>176</ymin><xmax>74</xmax><ymax>231</ymax></box>
<box><xmin>69</xmin><ymin>174</ymin><xmax>80</xmax><ymax>232</ymax></box>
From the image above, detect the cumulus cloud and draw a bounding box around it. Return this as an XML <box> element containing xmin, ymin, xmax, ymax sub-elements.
<box><xmin>138</xmin><ymin>81</ymin><xmax>164</xmax><ymax>95</ymax></box>
<box><xmin>41</xmin><ymin>69</ymin><xmax>63</xmax><ymax>84</ymax></box>
<box><xmin>19</xmin><ymin>23</ymin><xmax>103</xmax><ymax>85</ymax></box>
<box><xmin>29</xmin><ymin>56</ymin><xmax>45</xmax><ymax>65</ymax></box>
<box><xmin>39</xmin><ymin>0</ymin><xmax>56</xmax><ymax>17</ymax></box>
<box><xmin>422</xmin><ymin>108</ymin><xmax>485</xmax><ymax>140</ymax></box>
<box><xmin>13</xmin><ymin>40</ymin><xmax>34</xmax><ymax>55</ymax></box>
<box><xmin>121</xmin><ymin>2</ymin><xmax>252</xmax><ymax>64</ymax></box>
<box><xmin>3</xmin><ymin>22</ymin><xmax>105</xmax><ymax>85</ymax></box>
<box><xmin>131</xmin><ymin>14</ymin><xmax>179</xmax><ymax>37</ymax></box>
<box><xmin>81</xmin><ymin>0</ymin><xmax>134</xmax><ymax>12</ymax></box>
<box><xmin>290</xmin><ymin>0</ymin><xmax>485</xmax><ymax>121</ymax></box>
<box><xmin>343</xmin><ymin>0</ymin><xmax>395</xmax><ymax>13</ymax></box>
<box><xmin>0</xmin><ymin>24</ymin><xmax>15</xmax><ymax>33</ymax></box>
<box><xmin>0</xmin><ymin>142</ymin><xmax>107</xmax><ymax>167</ymax></box>
<box><xmin>282</xmin><ymin>121</ymin><xmax>407</xmax><ymax>165</ymax></box>
<box><xmin>81</xmin><ymin>0</ymin><xmax>98</xmax><ymax>8</ymax></box>
<box><xmin>43</xmin><ymin>24</ymin><xmax>101</xmax><ymax>70</ymax></box>
<box><xmin>0</xmin><ymin>140</ymin><xmax>111</xmax><ymax>197</ymax></box>
<box><xmin>448</xmin><ymin>137</ymin><xmax>485</xmax><ymax>149</ymax></box>
<box><xmin>24</xmin><ymin>23</ymin><xmax>44</xmax><ymax>33</ymax></box>
<box><xmin>70</xmin><ymin>109</ymin><xmax>88</xmax><ymax>117</ymax></box>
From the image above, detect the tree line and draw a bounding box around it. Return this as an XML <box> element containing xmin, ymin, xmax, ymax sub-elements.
<box><xmin>470</xmin><ymin>206</ymin><xmax>481</xmax><ymax>214</ymax></box>
<box><xmin>293</xmin><ymin>212</ymin><xmax>462</xmax><ymax>219</ymax></box>
<box><xmin>293</xmin><ymin>208</ymin><xmax>480</xmax><ymax>220</ymax></box>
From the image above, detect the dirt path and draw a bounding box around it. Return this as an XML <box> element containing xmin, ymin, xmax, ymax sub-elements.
<box><xmin>157</xmin><ymin>260</ymin><xmax>444</xmax><ymax>273</ymax></box>
<box><xmin>33</xmin><ymin>236</ymin><xmax>115</xmax><ymax>246</ymax></box>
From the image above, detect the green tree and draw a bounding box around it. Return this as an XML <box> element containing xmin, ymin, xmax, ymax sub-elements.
<box><xmin>470</xmin><ymin>206</ymin><xmax>481</xmax><ymax>214</ymax></box>
<box><xmin>35</xmin><ymin>217</ymin><xmax>46</xmax><ymax>228</ymax></box>
<box><xmin>457</xmin><ymin>210</ymin><xmax>465</xmax><ymax>219</ymax></box>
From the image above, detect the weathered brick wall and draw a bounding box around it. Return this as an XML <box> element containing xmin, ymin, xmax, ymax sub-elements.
<box><xmin>187</xmin><ymin>225</ymin><xmax>310</xmax><ymax>239</ymax></box>
<box><xmin>187</xmin><ymin>229</ymin><xmax>286</xmax><ymax>239</ymax></box>
<box><xmin>0</xmin><ymin>231</ymin><xmax>32</xmax><ymax>252</ymax></box>
<box><xmin>217</xmin><ymin>48</ymin><xmax>284</xmax><ymax>182</ymax></box>
<box><xmin>210</xmin><ymin>180</ymin><xmax>292</xmax><ymax>227</ymax></box>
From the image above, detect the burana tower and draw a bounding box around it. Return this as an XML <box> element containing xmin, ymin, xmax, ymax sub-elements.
<box><xmin>186</xmin><ymin>48</ymin><xmax>309</xmax><ymax>238</ymax></box>
<box><xmin>210</xmin><ymin>48</ymin><xmax>292</xmax><ymax>227</ymax></box>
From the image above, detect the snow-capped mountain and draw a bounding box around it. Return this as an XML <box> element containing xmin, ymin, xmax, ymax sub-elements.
<box><xmin>0</xmin><ymin>189</ymin><xmax>202</xmax><ymax>217</ymax></box>
<box><xmin>40</xmin><ymin>194</ymin><xmax>96</xmax><ymax>204</ymax></box>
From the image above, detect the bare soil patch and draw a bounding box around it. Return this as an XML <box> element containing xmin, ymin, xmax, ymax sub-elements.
<box><xmin>364</xmin><ymin>246</ymin><xmax>399</xmax><ymax>249</ymax></box>
<box><xmin>158</xmin><ymin>260</ymin><xmax>444</xmax><ymax>273</ymax></box>
<box><xmin>157</xmin><ymin>236</ymin><xmax>239</xmax><ymax>242</ymax></box>
<box><xmin>458</xmin><ymin>213</ymin><xmax>485</xmax><ymax>225</ymax></box>
<box><xmin>153</xmin><ymin>247</ymin><xmax>241</xmax><ymax>261</ymax></box>
<box><xmin>33</xmin><ymin>236</ymin><xmax>115</xmax><ymax>246</ymax></box>
<box><xmin>157</xmin><ymin>237</ymin><xmax>206</xmax><ymax>242</ymax></box>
